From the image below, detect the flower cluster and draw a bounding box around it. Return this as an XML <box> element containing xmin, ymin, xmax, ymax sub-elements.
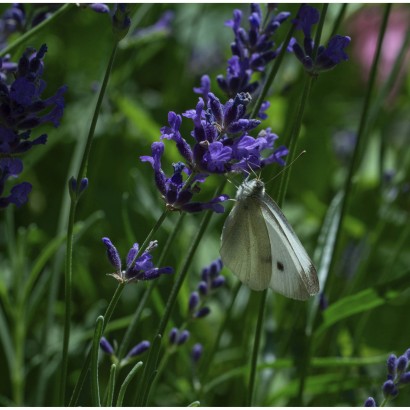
<box><xmin>167</xmin><ymin>259</ymin><xmax>225</xmax><ymax>365</ymax></box>
<box><xmin>365</xmin><ymin>348</ymin><xmax>410</xmax><ymax>406</ymax></box>
<box><xmin>0</xmin><ymin>44</ymin><xmax>67</xmax><ymax>208</ymax></box>
<box><xmin>0</xmin><ymin>4</ymin><xmax>25</xmax><ymax>48</ymax></box>
<box><xmin>188</xmin><ymin>258</ymin><xmax>225</xmax><ymax>319</ymax></box>
<box><xmin>102</xmin><ymin>237</ymin><xmax>173</xmax><ymax>283</ymax></box>
<box><xmin>216</xmin><ymin>4</ymin><xmax>291</xmax><ymax>98</ymax></box>
<box><xmin>141</xmin><ymin>5</ymin><xmax>291</xmax><ymax>214</ymax></box>
<box><xmin>100</xmin><ymin>336</ymin><xmax>150</xmax><ymax>365</ymax></box>
<box><xmin>290</xmin><ymin>4</ymin><xmax>351</xmax><ymax>74</ymax></box>
<box><xmin>0</xmin><ymin>5</ymin><xmax>68</xmax><ymax>48</ymax></box>
<box><xmin>141</xmin><ymin>93</ymin><xmax>288</xmax><ymax>213</ymax></box>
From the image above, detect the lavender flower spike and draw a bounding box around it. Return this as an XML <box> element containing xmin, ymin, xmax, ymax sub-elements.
<box><xmin>102</xmin><ymin>237</ymin><xmax>173</xmax><ymax>283</ymax></box>
<box><xmin>290</xmin><ymin>4</ymin><xmax>351</xmax><ymax>74</ymax></box>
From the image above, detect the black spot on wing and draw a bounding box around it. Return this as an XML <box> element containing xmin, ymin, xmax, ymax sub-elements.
<box><xmin>277</xmin><ymin>261</ymin><xmax>284</xmax><ymax>271</ymax></box>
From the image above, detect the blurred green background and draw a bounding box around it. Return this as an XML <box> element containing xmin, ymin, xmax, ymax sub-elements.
<box><xmin>0</xmin><ymin>3</ymin><xmax>409</xmax><ymax>406</ymax></box>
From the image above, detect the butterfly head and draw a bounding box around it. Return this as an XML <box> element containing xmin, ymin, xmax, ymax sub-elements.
<box><xmin>236</xmin><ymin>178</ymin><xmax>265</xmax><ymax>201</ymax></box>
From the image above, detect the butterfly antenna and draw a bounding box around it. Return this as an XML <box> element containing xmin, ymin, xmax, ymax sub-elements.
<box><xmin>265</xmin><ymin>150</ymin><xmax>306</xmax><ymax>185</ymax></box>
<box><xmin>226</xmin><ymin>176</ymin><xmax>239</xmax><ymax>190</ymax></box>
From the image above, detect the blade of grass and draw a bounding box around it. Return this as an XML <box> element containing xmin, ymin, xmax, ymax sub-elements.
<box><xmin>91</xmin><ymin>316</ymin><xmax>104</xmax><ymax>406</ymax></box>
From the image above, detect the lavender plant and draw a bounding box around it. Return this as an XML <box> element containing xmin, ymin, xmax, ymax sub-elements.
<box><xmin>0</xmin><ymin>3</ymin><xmax>409</xmax><ymax>407</ymax></box>
<box><xmin>0</xmin><ymin>44</ymin><xmax>66</xmax><ymax>208</ymax></box>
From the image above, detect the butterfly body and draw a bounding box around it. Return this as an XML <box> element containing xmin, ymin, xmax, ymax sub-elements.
<box><xmin>220</xmin><ymin>178</ymin><xmax>319</xmax><ymax>300</ymax></box>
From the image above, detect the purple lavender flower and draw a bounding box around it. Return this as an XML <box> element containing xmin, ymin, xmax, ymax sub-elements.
<box><xmin>0</xmin><ymin>158</ymin><xmax>32</xmax><ymax>208</ymax></box>
<box><xmin>188</xmin><ymin>291</ymin><xmax>200</xmax><ymax>312</ymax></box>
<box><xmin>0</xmin><ymin>4</ymin><xmax>25</xmax><ymax>47</ymax></box>
<box><xmin>88</xmin><ymin>3</ymin><xmax>110</xmax><ymax>14</ymax></box>
<box><xmin>100</xmin><ymin>337</ymin><xmax>115</xmax><ymax>355</ymax></box>
<box><xmin>112</xmin><ymin>4</ymin><xmax>131</xmax><ymax>40</ymax></box>
<box><xmin>140</xmin><ymin>141</ymin><xmax>229</xmax><ymax>213</ymax></box>
<box><xmin>366</xmin><ymin>347</ymin><xmax>410</xmax><ymax>405</ymax></box>
<box><xmin>125</xmin><ymin>340</ymin><xmax>150</xmax><ymax>358</ymax></box>
<box><xmin>132</xmin><ymin>10</ymin><xmax>174</xmax><ymax>39</ymax></box>
<box><xmin>216</xmin><ymin>4</ymin><xmax>291</xmax><ymax>98</ymax></box>
<box><xmin>177</xmin><ymin>330</ymin><xmax>190</xmax><ymax>346</ymax></box>
<box><xmin>102</xmin><ymin>237</ymin><xmax>173</xmax><ymax>283</ymax></box>
<box><xmin>191</xmin><ymin>343</ymin><xmax>203</xmax><ymax>363</ymax></box>
<box><xmin>169</xmin><ymin>327</ymin><xmax>179</xmax><ymax>345</ymax></box>
<box><xmin>364</xmin><ymin>397</ymin><xmax>376</xmax><ymax>407</ymax></box>
<box><xmin>195</xmin><ymin>306</ymin><xmax>211</xmax><ymax>318</ymax></box>
<box><xmin>1</xmin><ymin>44</ymin><xmax>67</xmax><ymax>140</ymax></box>
<box><xmin>290</xmin><ymin>5</ymin><xmax>351</xmax><ymax>74</ymax></box>
<box><xmin>0</xmin><ymin>44</ymin><xmax>67</xmax><ymax>208</ymax></box>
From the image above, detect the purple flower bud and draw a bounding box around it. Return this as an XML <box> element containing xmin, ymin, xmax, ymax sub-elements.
<box><xmin>169</xmin><ymin>327</ymin><xmax>178</xmax><ymax>345</ymax></box>
<box><xmin>195</xmin><ymin>306</ymin><xmax>210</xmax><ymax>319</ymax></box>
<box><xmin>405</xmin><ymin>348</ymin><xmax>410</xmax><ymax>360</ymax></box>
<box><xmin>382</xmin><ymin>380</ymin><xmax>398</xmax><ymax>398</ymax></box>
<box><xmin>191</xmin><ymin>343</ymin><xmax>203</xmax><ymax>363</ymax></box>
<box><xmin>198</xmin><ymin>281</ymin><xmax>208</xmax><ymax>295</ymax></box>
<box><xmin>364</xmin><ymin>397</ymin><xmax>376</xmax><ymax>407</ymax></box>
<box><xmin>79</xmin><ymin>177</ymin><xmax>88</xmax><ymax>193</ymax></box>
<box><xmin>126</xmin><ymin>341</ymin><xmax>150</xmax><ymax>358</ymax></box>
<box><xmin>88</xmin><ymin>3</ymin><xmax>110</xmax><ymax>13</ymax></box>
<box><xmin>387</xmin><ymin>354</ymin><xmax>397</xmax><ymax>377</ymax></box>
<box><xmin>397</xmin><ymin>355</ymin><xmax>408</xmax><ymax>373</ymax></box>
<box><xmin>100</xmin><ymin>337</ymin><xmax>114</xmax><ymax>355</ymax></box>
<box><xmin>102</xmin><ymin>237</ymin><xmax>122</xmax><ymax>271</ymax></box>
<box><xmin>188</xmin><ymin>291</ymin><xmax>200</xmax><ymax>312</ymax></box>
<box><xmin>177</xmin><ymin>330</ymin><xmax>190</xmax><ymax>345</ymax></box>
<box><xmin>400</xmin><ymin>372</ymin><xmax>410</xmax><ymax>384</ymax></box>
<box><xmin>211</xmin><ymin>275</ymin><xmax>225</xmax><ymax>289</ymax></box>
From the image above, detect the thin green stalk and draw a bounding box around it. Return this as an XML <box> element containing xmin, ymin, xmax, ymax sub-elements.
<box><xmin>326</xmin><ymin>4</ymin><xmax>392</xmax><ymax>293</ymax></box>
<box><xmin>276</xmin><ymin>74</ymin><xmax>314</xmax><ymax>205</ymax></box>
<box><xmin>60</xmin><ymin>41</ymin><xmax>119</xmax><ymax>405</ymax></box>
<box><xmin>105</xmin><ymin>364</ymin><xmax>117</xmax><ymax>407</ymax></box>
<box><xmin>0</xmin><ymin>4</ymin><xmax>74</xmax><ymax>57</ymax></box>
<box><xmin>246</xmin><ymin>289</ymin><xmax>268</xmax><ymax>406</ymax></box>
<box><xmin>116</xmin><ymin>362</ymin><xmax>144</xmax><ymax>406</ymax></box>
<box><xmin>135</xmin><ymin>181</ymin><xmax>226</xmax><ymax>406</ymax></box>
<box><xmin>330</xmin><ymin>4</ymin><xmax>348</xmax><ymax>38</ymax></box>
<box><xmin>117</xmin><ymin>212</ymin><xmax>186</xmax><ymax>361</ymax></box>
<box><xmin>68</xmin><ymin>283</ymin><xmax>125</xmax><ymax>407</ymax></box>
<box><xmin>200</xmin><ymin>281</ymin><xmax>241</xmax><ymax>383</ymax></box>
<box><xmin>91</xmin><ymin>316</ymin><xmax>104</xmax><ymax>407</ymax></box>
<box><xmin>12</xmin><ymin>304</ymin><xmax>25</xmax><ymax>405</ymax></box>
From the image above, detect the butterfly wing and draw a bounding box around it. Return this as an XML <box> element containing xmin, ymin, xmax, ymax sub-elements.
<box><xmin>259</xmin><ymin>193</ymin><xmax>319</xmax><ymax>300</ymax></box>
<box><xmin>220</xmin><ymin>197</ymin><xmax>272</xmax><ymax>291</ymax></box>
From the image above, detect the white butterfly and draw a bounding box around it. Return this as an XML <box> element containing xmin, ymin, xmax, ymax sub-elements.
<box><xmin>220</xmin><ymin>178</ymin><xmax>319</xmax><ymax>300</ymax></box>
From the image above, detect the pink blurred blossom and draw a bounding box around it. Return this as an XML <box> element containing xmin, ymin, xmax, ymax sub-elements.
<box><xmin>348</xmin><ymin>6</ymin><xmax>410</xmax><ymax>89</ymax></box>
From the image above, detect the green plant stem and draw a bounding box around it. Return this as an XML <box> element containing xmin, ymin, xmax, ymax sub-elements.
<box><xmin>200</xmin><ymin>281</ymin><xmax>242</xmax><ymax>383</ymax></box>
<box><xmin>116</xmin><ymin>362</ymin><xmax>144</xmax><ymax>406</ymax></box>
<box><xmin>326</xmin><ymin>4</ymin><xmax>392</xmax><ymax>294</ymax></box>
<box><xmin>60</xmin><ymin>40</ymin><xmax>119</xmax><ymax>405</ymax></box>
<box><xmin>12</xmin><ymin>304</ymin><xmax>25</xmax><ymax>406</ymax></box>
<box><xmin>117</xmin><ymin>212</ymin><xmax>185</xmax><ymax>361</ymax></box>
<box><xmin>330</xmin><ymin>4</ymin><xmax>348</xmax><ymax>38</ymax></box>
<box><xmin>135</xmin><ymin>181</ymin><xmax>226</xmax><ymax>406</ymax></box>
<box><xmin>91</xmin><ymin>316</ymin><xmax>104</xmax><ymax>407</ymax></box>
<box><xmin>105</xmin><ymin>364</ymin><xmax>117</xmax><ymax>406</ymax></box>
<box><xmin>246</xmin><ymin>289</ymin><xmax>268</xmax><ymax>406</ymax></box>
<box><xmin>0</xmin><ymin>4</ymin><xmax>74</xmax><ymax>57</ymax></box>
<box><xmin>68</xmin><ymin>283</ymin><xmax>125</xmax><ymax>407</ymax></box>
